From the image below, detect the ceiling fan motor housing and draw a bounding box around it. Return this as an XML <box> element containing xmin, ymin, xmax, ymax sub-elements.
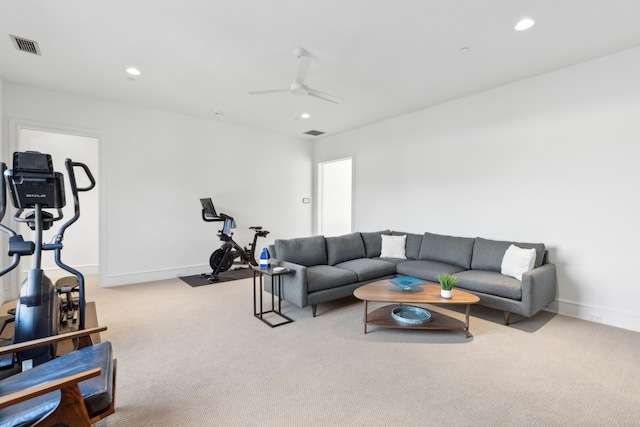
<box><xmin>289</xmin><ymin>83</ymin><xmax>308</xmax><ymax>96</ymax></box>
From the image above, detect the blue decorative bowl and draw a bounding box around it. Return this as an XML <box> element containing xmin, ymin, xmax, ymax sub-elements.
<box><xmin>391</xmin><ymin>306</ymin><xmax>431</xmax><ymax>324</ymax></box>
<box><xmin>389</xmin><ymin>275</ymin><xmax>424</xmax><ymax>291</ymax></box>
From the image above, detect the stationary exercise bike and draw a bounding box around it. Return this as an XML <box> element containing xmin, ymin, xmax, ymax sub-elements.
<box><xmin>200</xmin><ymin>198</ymin><xmax>269</xmax><ymax>283</ymax></box>
<box><xmin>0</xmin><ymin>151</ymin><xmax>95</xmax><ymax>372</ymax></box>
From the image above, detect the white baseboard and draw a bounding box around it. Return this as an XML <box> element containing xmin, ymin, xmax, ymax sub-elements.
<box><xmin>100</xmin><ymin>265</ymin><xmax>210</xmax><ymax>287</ymax></box>
<box><xmin>547</xmin><ymin>299</ymin><xmax>640</xmax><ymax>333</ymax></box>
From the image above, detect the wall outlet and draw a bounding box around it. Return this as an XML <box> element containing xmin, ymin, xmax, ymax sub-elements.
<box><xmin>587</xmin><ymin>311</ymin><xmax>602</xmax><ymax>322</ymax></box>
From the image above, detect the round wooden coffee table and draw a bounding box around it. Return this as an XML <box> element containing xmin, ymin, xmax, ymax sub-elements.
<box><xmin>353</xmin><ymin>280</ymin><xmax>480</xmax><ymax>337</ymax></box>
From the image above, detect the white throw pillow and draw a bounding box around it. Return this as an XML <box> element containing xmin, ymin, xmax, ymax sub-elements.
<box><xmin>501</xmin><ymin>244</ymin><xmax>536</xmax><ymax>281</ymax></box>
<box><xmin>380</xmin><ymin>234</ymin><xmax>407</xmax><ymax>259</ymax></box>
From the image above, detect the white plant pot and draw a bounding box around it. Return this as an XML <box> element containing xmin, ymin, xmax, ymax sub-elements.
<box><xmin>441</xmin><ymin>289</ymin><xmax>452</xmax><ymax>299</ymax></box>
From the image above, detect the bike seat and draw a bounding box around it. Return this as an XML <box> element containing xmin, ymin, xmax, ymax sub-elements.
<box><xmin>249</xmin><ymin>226</ymin><xmax>262</xmax><ymax>230</ymax></box>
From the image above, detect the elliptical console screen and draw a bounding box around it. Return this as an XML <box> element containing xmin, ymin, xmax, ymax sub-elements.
<box><xmin>13</xmin><ymin>151</ymin><xmax>54</xmax><ymax>173</ymax></box>
<box><xmin>7</xmin><ymin>151</ymin><xmax>66</xmax><ymax>209</ymax></box>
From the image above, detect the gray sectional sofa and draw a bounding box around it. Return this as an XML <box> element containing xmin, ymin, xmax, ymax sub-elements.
<box><xmin>266</xmin><ymin>230</ymin><xmax>557</xmax><ymax>324</ymax></box>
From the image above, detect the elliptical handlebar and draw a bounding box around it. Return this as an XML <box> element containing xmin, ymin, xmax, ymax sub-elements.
<box><xmin>0</xmin><ymin>162</ymin><xmax>21</xmax><ymax>278</ymax></box>
<box><xmin>0</xmin><ymin>162</ymin><xmax>7</xmax><ymax>223</ymax></box>
<box><xmin>67</xmin><ymin>159</ymin><xmax>96</xmax><ymax>192</ymax></box>
<box><xmin>51</xmin><ymin>159</ymin><xmax>95</xmax><ymax>330</ymax></box>
<box><xmin>55</xmin><ymin>159</ymin><xmax>95</xmax><ymax>240</ymax></box>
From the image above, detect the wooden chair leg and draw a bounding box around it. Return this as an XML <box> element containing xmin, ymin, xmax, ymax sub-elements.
<box><xmin>503</xmin><ymin>311</ymin><xmax>510</xmax><ymax>326</ymax></box>
<box><xmin>33</xmin><ymin>383</ymin><xmax>91</xmax><ymax>427</ymax></box>
<box><xmin>312</xmin><ymin>305</ymin><xmax>317</xmax><ymax>317</ymax></box>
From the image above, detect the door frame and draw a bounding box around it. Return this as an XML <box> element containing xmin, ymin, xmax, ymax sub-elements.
<box><xmin>316</xmin><ymin>156</ymin><xmax>354</xmax><ymax>236</ymax></box>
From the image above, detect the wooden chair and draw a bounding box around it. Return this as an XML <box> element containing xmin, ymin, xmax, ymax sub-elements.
<box><xmin>0</xmin><ymin>326</ymin><xmax>116</xmax><ymax>426</ymax></box>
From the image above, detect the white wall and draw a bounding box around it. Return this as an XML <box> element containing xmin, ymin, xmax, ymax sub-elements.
<box><xmin>315</xmin><ymin>47</ymin><xmax>640</xmax><ymax>332</ymax></box>
<box><xmin>2</xmin><ymin>83</ymin><xmax>313</xmax><ymax>289</ymax></box>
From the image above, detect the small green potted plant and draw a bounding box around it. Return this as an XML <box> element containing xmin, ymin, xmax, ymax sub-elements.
<box><xmin>438</xmin><ymin>273</ymin><xmax>458</xmax><ymax>299</ymax></box>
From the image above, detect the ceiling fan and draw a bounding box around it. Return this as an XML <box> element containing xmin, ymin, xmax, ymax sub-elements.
<box><xmin>248</xmin><ymin>48</ymin><xmax>341</xmax><ymax>104</ymax></box>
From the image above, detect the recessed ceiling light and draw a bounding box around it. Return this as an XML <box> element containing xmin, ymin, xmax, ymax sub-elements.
<box><xmin>515</xmin><ymin>17</ymin><xmax>536</xmax><ymax>31</ymax></box>
<box><xmin>126</xmin><ymin>67</ymin><xmax>142</xmax><ymax>76</ymax></box>
<box><xmin>301</xmin><ymin>113</ymin><xmax>311</xmax><ymax>119</ymax></box>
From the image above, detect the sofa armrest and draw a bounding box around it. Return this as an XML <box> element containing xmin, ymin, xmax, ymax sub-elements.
<box><xmin>521</xmin><ymin>263</ymin><xmax>557</xmax><ymax>317</ymax></box>
<box><xmin>267</xmin><ymin>258</ymin><xmax>308</xmax><ymax>308</ymax></box>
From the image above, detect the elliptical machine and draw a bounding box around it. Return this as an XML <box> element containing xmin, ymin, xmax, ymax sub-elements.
<box><xmin>0</xmin><ymin>151</ymin><xmax>95</xmax><ymax>372</ymax></box>
<box><xmin>200</xmin><ymin>198</ymin><xmax>269</xmax><ymax>283</ymax></box>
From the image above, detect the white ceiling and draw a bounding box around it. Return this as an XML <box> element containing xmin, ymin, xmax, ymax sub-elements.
<box><xmin>2</xmin><ymin>1</ymin><xmax>640</xmax><ymax>139</ymax></box>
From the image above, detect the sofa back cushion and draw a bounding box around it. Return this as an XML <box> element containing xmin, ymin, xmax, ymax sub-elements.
<box><xmin>326</xmin><ymin>232</ymin><xmax>366</xmax><ymax>265</ymax></box>
<box><xmin>275</xmin><ymin>235</ymin><xmax>327</xmax><ymax>266</ymax></box>
<box><xmin>418</xmin><ymin>232</ymin><xmax>475</xmax><ymax>269</ymax></box>
<box><xmin>471</xmin><ymin>237</ymin><xmax>546</xmax><ymax>272</ymax></box>
<box><xmin>359</xmin><ymin>230</ymin><xmax>391</xmax><ymax>258</ymax></box>
<box><xmin>392</xmin><ymin>231</ymin><xmax>423</xmax><ymax>260</ymax></box>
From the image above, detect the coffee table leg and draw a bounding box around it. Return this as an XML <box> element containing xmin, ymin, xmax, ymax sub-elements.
<box><xmin>465</xmin><ymin>304</ymin><xmax>471</xmax><ymax>338</ymax></box>
<box><xmin>363</xmin><ymin>300</ymin><xmax>368</xmax><ymax>334</ymax></box>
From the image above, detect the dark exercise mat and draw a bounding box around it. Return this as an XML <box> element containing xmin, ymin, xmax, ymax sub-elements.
<box><xmin>180</xmin><ymin>268</ymin><xmax>254</xmax><ymax>287</ymax></box>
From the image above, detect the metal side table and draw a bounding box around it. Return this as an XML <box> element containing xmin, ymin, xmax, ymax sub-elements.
<box><xmin>251</xmin><ymin>265</ymin><xmax>294</xmax><ymax>327</ymax></box>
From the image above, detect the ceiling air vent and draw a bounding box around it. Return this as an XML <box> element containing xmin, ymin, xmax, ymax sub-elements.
<box><xmin>10</xmin><ymin>35</ymin><xmax>42</xmax><ymax>56</ymax></box>
<box><xmin>304</xmin><ymin>130</ymin><xmax>325</xmax><ymax>136</ymax></box>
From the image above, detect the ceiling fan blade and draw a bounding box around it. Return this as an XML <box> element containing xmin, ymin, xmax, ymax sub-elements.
<box><xmin>248</xmin><ymin>88</ymin><xmax>289</xmax><ymax>95</ymax></box>
<box><xmin>306</xmin><ymin>87</ymin><xmax>342</xmax><ymax>104</ymax></box>
<box><xmin>296</xmin><ymin>55</ymin><xmax>312</xmax><ymax>84</ymax></box>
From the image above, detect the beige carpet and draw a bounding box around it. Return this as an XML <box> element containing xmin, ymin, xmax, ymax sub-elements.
<box><xmin>82</xmin><ymin>276</ymin><xmax>640</xmax><ymax>427</ymax></box>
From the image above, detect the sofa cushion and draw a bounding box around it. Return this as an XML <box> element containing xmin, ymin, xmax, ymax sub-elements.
<box><xmin>306</xmin><ymin>265</ymin><xmax>358</xmax><ymax>292</ymax></box>
<box><xmin>275</xmin><ymin>235</ymin><xmax>327</xmax><ymax>267</ymax></box>
<box><xmin>454</xmin><ymin>270</ymin><xmax>522</xmax><ymax>300</ymax></box>
<box><xmin>380</xmin><ymin>234</ymin><xmax>407</xmax><ymax>259</ymax></box>
<box><xmin>418</xmin><ymin>232</ymin><xmax>475</xmax><ymax>269</ymax></box>
<box><xmin>335</xmin><ymin>258</ymin><xmax>397</xmax><ymax>282</ymax></box>
<box><xmin>370</xmin><ymin>257</ymin><xmax>406</xmax><ymax>266</ymax></box>
<box><xmin>391</xmin><ymin>231</ymin><xmax>423</xmax><ymax>259</ymax></box>
<box><xmin>326</xmin><ymin>233</ymin><xmax>366</xmax><ymax>266</ymax></box>
<box><xmin>396</xmin><ymin>260</ymin><xmax>466</xmax><ymax>283</ymax></box>
<box><xmin>471</xmin><ymin>237</ymin><xmax>546</xmax><ymax>271</ymax></box>
<box><xmin>360</xmin><ymin>230</ymin><xmax>391</xmax><ymax>258</ymax></box>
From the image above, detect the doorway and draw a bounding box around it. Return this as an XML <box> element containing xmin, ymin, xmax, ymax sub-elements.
<box><xmin>318</xmin><ymin>157</ymin><xmax>353</xmax><ymax>236</ymax></box>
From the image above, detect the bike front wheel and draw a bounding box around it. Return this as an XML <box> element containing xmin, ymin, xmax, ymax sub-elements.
<box><xmin>210</xmin><ymin>249</ymin><xmax>234</xmax><ymax>273</ymax></box>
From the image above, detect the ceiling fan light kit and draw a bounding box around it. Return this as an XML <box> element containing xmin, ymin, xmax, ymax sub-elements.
<box><xmin>249</xmin><ymin>48</ymin><xmax>342</xmax><ymax>104</ymax></box>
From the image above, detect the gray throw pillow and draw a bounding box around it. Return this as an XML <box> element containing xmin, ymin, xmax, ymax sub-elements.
<box><xmin>360</xmin><ymin>230</ymin><xmax>391</xmax><ymax>258</ymax></box>
<box><xmin>392</xmin><ymin>231</ymin><xmax>423</xmax><ymax>260</ymax></box>
<box><xmin>326</xmin><ymin>233</ymin><xmax>366</xmax><ymax>265</ymax></box>
<box><xmin>275</xmin><ymin>235</ymin><xmax>327</xmax><ymax>266</ymax></box>
<box><xmin>418</xmin><ymin>232</ymin><xmax>475</xmax><ymax>269</ymax></box>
